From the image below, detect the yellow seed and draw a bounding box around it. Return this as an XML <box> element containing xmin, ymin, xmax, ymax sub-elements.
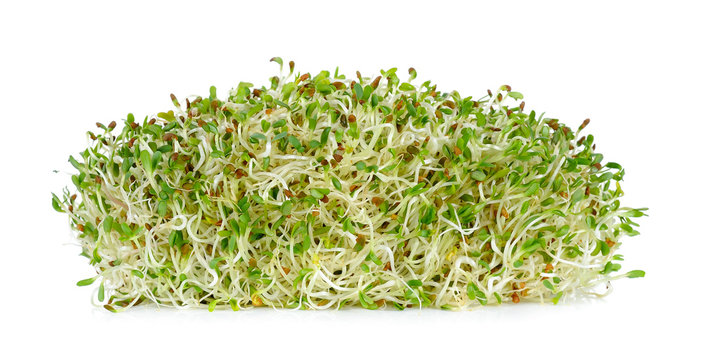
<box><xmin>446</xmin><ymin>248</ymin><xmax>456</xmax><ymax>260</ymax></box>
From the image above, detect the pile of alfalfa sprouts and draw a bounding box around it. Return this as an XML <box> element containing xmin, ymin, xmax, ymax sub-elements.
<box><xmin>52</xmin><ymin>58</ymin><xmax>646</xmax><ymax>311</ymax></box>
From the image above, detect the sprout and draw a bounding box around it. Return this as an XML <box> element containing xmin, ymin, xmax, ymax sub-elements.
<box><xmin>53</xmin><ymin>59</ymin><xmax>646</xmax><ymax>311</ymax></box>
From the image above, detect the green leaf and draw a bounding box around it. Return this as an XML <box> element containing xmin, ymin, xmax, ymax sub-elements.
<box><xmin>208</xmin><ymin>299</ymin><xmax>219</xmax><ymax>312</ymax></box>
<box><xmin>524</xmin><ymin>182</ymin><xmax>539</xmax><ymax>196</ymax></box>
<box><xmin>320</xmin><ymin>127</ymin><xmax>331</xmax><ymax>145</ymax></box>
<box><xmin>51</xmin><ymin>193</ymin><xmax>65</xmax><ymax>213</ymax></box>
<box><xmin>362</xmin><ymin>85</ymin><xmax>373</xmax><ymax>101</ymax></box>
<box><xmin>203</xmin><ymin>122</ymin><xmax>219</xmax><ymax>134</ymax></box>
<box><xmin>520</xmin><ymin>200</ymin><xmax>530</xmax><ymax>214</ymax></box>
<box><xmin>249</xmin><ymin>133</ymin><xmax>267</xmax><ymax>144</ymax></box>
<box><xmin>571</xmin><ymin>189</ymin><xmax>584</xmax><ymax>204</ymax></box>
<box><xmin>280</xmin><ymin>200</ymin><xmax>293</xmax><ymax>215</ymax></box>
<box><xmin>316</xmin><ymin>83</ymin><xmax>334</xmax><ymax>95</ymax></box>
<box><xmin>335</xmin><ymin>129</ymin><xmax>343</xmax><ymax>142</ymax></box>
<box><xmin>406</xmin><ymin>102</ymin><xmax>417</xmax><ymax>117</ymax></box>
<box><xmin>273</xmin><ymin>99</ymin><xmax>290</xmax><ymax>110</ymax></box>
<box><xmin>229</xmin><ymin>299</ymin><xmax>240</xmax><ymax>311</ymax></box>
<box><xmin>158</xmin><ymin>200</ymin><xmax>167</xmax><ymax>217</ymax></box>
<box><xmin>405</xmin><ymin>182</ymin><xmax>428</xmax><ymax>196</ymax></box>
<box><xmin>68</xmin><ymin>155</ymin><xmax>82</xmax><ymax>170</ymax></box>
<box><xmin>541</xmin><ymin>198</ymin><xmax>555</xmax><ymax>207</ymax></box>
<box><xmin>151</xmin><ymin>151</ymin><xmax>162</xmax><ymax>170</ymax></box>
<box><xmin>228</xmin><ymin>234</ymin><xmax>237</xmax><ymax>252</ymax></box>
<box><xmin>507</xmin><ymin>91</ymin><xmax>523</xmax><ymax>100</ymax></box>
<box><xmin>407</xmin><ymin>280</ymin><xmax>422</xmax><ymax>288</ymax></box>
<box><xmin>365</xmin><ymin>251</ymin><xmax>382</xmax><ymax>266</ymax></box>
<box><xmin>420</xmin><ymin>207</ymin><xmax>436</xmax><ymax>224</ymax></box>
<box><xmin>288</xmin><ymin>135</ymin><xmax>303</xmax><ymax>152</ymax></box>
<box><xmin>161</xmin><ymin>182</ymin><xmax>175</xmax><ymax>195</ymax></box>
<box><xmin>585</xmin><ymin>215</ymin><xmax>596</xmax><ymax>229</ymax></box>
<box><xmin>600</xmin><ymin>261</ymin><xmax>622</xmax><ymax>275</ymax></box>
<box><xmin>355</xmin><ymin>161</ymin><xmax>366</xmax><ymax>171</ymax></box>
<box><xmin>293</xmin><ymin>268</ymin><xmax>314</xmax><ymax>287</ymax></box>
<box><xmin>76</xmin><ymin>277</ymin><xmax>97</xmax><ymax>286</ymax></box>
<box><xmin>552</xmin><ymin>291</ymin><xmax>563</xmax><ymax>305</ymax></box>
<box><xmin>354</xmin><ymin>83</ymin><xmax>364</xmax><ymax>100</ymax></box>
<box><xmin>302</xmin><ymin>235</ymin><xmax>311</xmax><ymax>251</ymax></box>
<box><xmin>475</xmin><ymin>290</ymin><xmax>488</xmax><ymax>305</ymax></box>
<box><xmin>209</xmin><ymin>257</ymin><xmax>225</xmax><ymax>270</ymax></box>
<box><xmin>554</xmin><ymin>225</ymin><xmax>569</xmax><ymax>237</ymax></box>
<box><xmin>252</xmin><ymin>194</ymin><xmax>265</xmax><ymax>204</ymax></box>
<box><xmin>358</xmin><ymin>291</ymin><xmax>378</xmax><ymax>310</ymax></box>
<box><xmin>622</xmin><ymin>208</ymin><xmax>647</xmax><ymax>218</ymax></box>
<box><xmin>98</xmin><ymin>282</ymin><xmax>105</xmax><ymax>302</ymax></box>
<box><xmin>492</xmin><ymin>168</ymin><xmax>509</xmax><ymax>180</ymax></box>
<box><xmin>118</xmin><ymin>223</ymin><xmax>132</xmax><ymax>237</ymax></box>
<box><xmin>600</xmin><ymin>240</ymin><xmax>610</xmax><ymax>256</ymax></box>
<box><xmin>399</xmin><ymin>83</ymin><xmax>415</xmax><ymax>91</ymax></box>
<box><xmin>476</xmin><ymin>113</ymin><xmax>486</xmax><ymax>127</ymax></box>
<box><xmin>158</xmin><ymin>111</ymin><xmax>175</xmax><ymax>121</ymax></box>
<box><xmin>168</xmin><ymin>230</ymin><xmax>187</xmax><ymax>248</ymax></box>
<box><xmin>272</xmin><ymin>131</ymin><xmax>288</xmax><ymax>142</ymax></box>
<box><xmin>310</xmin><ymin>189</ymin><xmax>324</xmax><ymax>199</ymax></box>
<box><xmin>270</xmin><ymin>56</ymin><xmax>283</xmax><ymax>67</ymax></box>
<box><xmin>467</xmin><ymin>282</ymin><xmax>478</xmax><ymax>300</ymax></box>
<box><xmin>626</xmin><ymin>270</ymin><xmax>645</xmax><ymax>278</ymax></box>
<box><xmin>543</xmin><ymin>280</ymin><xmax>554</xmax><ymax>291</ymax></box>
<box><xmin>102</xmin><ymin>216</ymin><xmax>113</xmax><ymax>232</ymax></box>
<box><xmin>332</xmin><ymin>177</ymin><xmax>342</xmax><ymax>191</ymax></box>
<box><xmin>471</xmin><ymin>170</ymin><xmax>487</xmax><ymax>181</ymax></box>
<box><xmin>140</xmin><ymin>150</ymin><xmax>152</xmax><ymax>174</ymax></box>
<box><xmin>360</xmin><ymin>264</ymin><xmax>370</xmax><ymax>274</ymax></box>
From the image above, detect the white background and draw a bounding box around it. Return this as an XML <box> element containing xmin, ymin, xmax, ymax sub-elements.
<box><xmin>1</xmin><ymin>0</ymin><xmax>699</xmax><ymax>358</ymax></box>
